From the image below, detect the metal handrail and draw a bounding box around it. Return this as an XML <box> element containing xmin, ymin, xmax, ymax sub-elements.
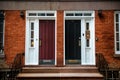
<box><xmin>96</xmin><ymin>53</ymin><xmax>120</xmax><ymax>80</ymax></box>
<box><xmin>0</xmin><ymin>53</ymin><xmax>24</xmax><ymax>80</ymax></box>
<box><xmin>96</xmin><ymin>53</ymin><xmax>109</xmax><ymax>72</ymax></box>
<box><xmin>8</xmin><ymin>53</ymin><xmax>24</xmax><ymax>80</ymax></box>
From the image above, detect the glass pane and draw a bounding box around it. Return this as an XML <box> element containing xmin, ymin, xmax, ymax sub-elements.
<box><xmin>113</xmin><ymin>71</ymin><xmax>119</xmax><ymax>78</ymax></box>
<box><xmin>107</xmin><ymin>71</ymin><xmax>112</xmax><ymax>78</ymax></box>
<box><xmin>116</xmin><ymin>42</ymin><xmax>119</xmax><ymax>51</ymax></box>
<box><xmin>31</xmin><ymin>39</ymin><xmax>34</xmax><ymax>47</ymax></box>
<box><xmin>86</xmin><ymin>39</ymin><xmax>89</xmax><ymax>47</ymax></box>
<box><xmin>84</xmin><ymin>13</ymin><xmax>91</xmax><ymax>16</ymax></box>
<box><xmin>0</xmin><ymin>33</ymin><xmax>3</xmax><ymax>43</ymax></box>
<box><xmin>116</xmin><ymin>14</ymin><xmax>119</xmax><ymax>22</ymax></box>
<box><xmin>116</xmin><ymin>23</ymin><xmax>119</xmax><ymax>32</ymax></box>
<box><xmin>86</xmin><ymin>23</ymin><xmax>89</xmax><ymax>30</ymax></box>
<box><xmin>0</xmin><ymin>43</ymin><xmax>3</xmax><ymax>54</ymax></box>
<box><xmin>0</xmin><ymin>18</ymin><xmax>4</xmax><ymax>22</ymax></box>
<box><xmin>116</xmin><ymin>33</ymin><xmax>119</xmax><ymax>41</ymax></box>
<box><xmin>66</xmin><ymin>13</ymin><xmax>74</xmax><ymax>16</ymax></box>
<box><xmin>31</xmin><ymin>23</ymin><xmax>34</xmax><ymax>30</ymax></box>
<box><xmin>46</xmin><ymin>13</ymin><xmax>54</xmax><ymax>16</ymax></box>
<box><xmin>0</xmin><ymin>22</ymin><xmax>3</xmax><ymax>32</ymax></box>
<box><xmin>38</xmin><ymin>13</ymin><xmax>45</xmax><ymax>16</ymax></box>
<box><xmin>29</xmin><ymin>13</ymin><xmax>37</xmax><ymax>16</ymax></box>
<box><xmin>75</xmin><ymin>13</ymin><xmax>82</xmax><ymax>16</ymax></box>
<box><xmin>31</xmin><ymin>31</ymin><xmax>34</xmax><ymax>38</ymax></box>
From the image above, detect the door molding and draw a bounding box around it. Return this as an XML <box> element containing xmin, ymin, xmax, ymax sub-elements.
<box><xmin>25</xmin><ymin>11</ymin><xmax>57</xmax><ymax>65</ymax></box>
<box><xmin>64</xmin><ymin>11</ymin><xmax>95</xmax><ymax>65</ymax></box>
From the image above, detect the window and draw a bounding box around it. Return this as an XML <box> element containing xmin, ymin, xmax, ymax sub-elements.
<box><xmin>0</xmin><ymin>11</ymin><xmax>4</xmax><ymax>54</ymax></box>
<box><xmin>30</xmin><ymin>22</ymin><xmax>35</xmax><ymax>47</ymax></box>
<box><xmin>27</xmin><ymin>11</ymin><xmax>55</xmax><ymax>17</ymax></box>
<box><xmin>65</xmin><ymin>11</ymin><xmax>93</xmax><ymax>17</ymax></box>
<box><xmin>115</xmin><ymin>11</ymin><xmax>120</xmax><ymax>54</ymax></box>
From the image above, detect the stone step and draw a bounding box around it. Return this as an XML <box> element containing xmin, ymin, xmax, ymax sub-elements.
<box><xmin>22</xmin><ymin>66</ymin><xmax>99</xmax><ymax>73</ymax></box>
<box><xmin>17</xmin><ymin>72</ymin><xmax>103</xmax><ymax>80</ymax></box>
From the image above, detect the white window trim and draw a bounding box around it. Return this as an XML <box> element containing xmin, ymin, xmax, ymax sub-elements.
<box><xmin>114</xmin><ymin>11</ymin><xmax>120</xmax><ymax>54</ymax></box>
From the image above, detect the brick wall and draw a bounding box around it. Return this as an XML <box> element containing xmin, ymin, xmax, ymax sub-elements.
<box><xmin>95</xmin><ymin>10</ymin><xmax>120</xmax><ymax>68</ymax></box>
<box><xmin>4</xmin><ymin>10</ymin><xmax>120</xmax><ymax>68</ymax></box>
<box><xmin>4</xmin><ymin>10</ymin><xmax>25</xmax><ymax>65</ymax></box>
<box><xmin>57</xmin><ymin>10</ymin><xmax>64</xmax><ymax>66</ymax></box>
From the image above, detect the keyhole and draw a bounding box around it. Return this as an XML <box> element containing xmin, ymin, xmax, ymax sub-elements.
<box><xmin>83</xmin><ymin>33</ymin><xmax>84</xmax><ymax>36</ymax></box>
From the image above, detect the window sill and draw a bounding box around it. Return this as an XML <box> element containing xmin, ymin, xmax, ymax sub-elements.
<box><xmin>114</xmin><ymin>54</ymin><xmax>120</xmax><ymax>57</ymax></box>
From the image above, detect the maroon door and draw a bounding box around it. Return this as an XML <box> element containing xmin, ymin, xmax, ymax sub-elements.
<box><xmin>39</xmin><ymin>20</ymin><xmax>55</xmax><ymax>64</ymax></box>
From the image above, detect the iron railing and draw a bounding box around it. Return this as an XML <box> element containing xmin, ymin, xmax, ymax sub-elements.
<box><xmin>0</xmin><ymin>53</ymin><xmax>24</xmax><ymax>80</ymax></box>
<box><xmin>96</xmin><ymin>53</ymin><xmax>120</xmax><ymax>80</ymax></box>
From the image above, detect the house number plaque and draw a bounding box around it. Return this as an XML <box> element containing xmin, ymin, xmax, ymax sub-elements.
<box><xmin>86</xmin><ymin>30</ymin><xmax>90</xmax><ymax>40</ymax></box>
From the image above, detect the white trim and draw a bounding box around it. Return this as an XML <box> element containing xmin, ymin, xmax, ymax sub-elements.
<box><xmin>64</xmin><ymin>11</ymin><xmax>95</xmax><ymax>65</ymax></box>
<box><xmin>114</xmin><ymin>11</ymin><xmax>120</xmax><ymax>54</ymax></box>
<box><xmin>63</xmin><ymin>12</ymin><xmax>65</xmax><ymax>65</ymax></box>
<box><xmin>55</xmin><ymin>11</ymin><xmax>57</xmax><ymax>66</ymax></box>
<box><xmin>25</xmin><ymin>11</ymin><xmax>57</xmax><ymax>65</ymax></box>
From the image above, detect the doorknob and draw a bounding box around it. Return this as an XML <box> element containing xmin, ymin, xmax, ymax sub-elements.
<box><xmin>39</xmin><ymin>39</ymin><xmax>42</xmax><ymax>46</ymax></box>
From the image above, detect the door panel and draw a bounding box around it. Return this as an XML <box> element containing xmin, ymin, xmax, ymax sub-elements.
<box><xmin>39</xmin><ymin>20</ymin><xmax>55</xmax><ymax>64</ymax></box>
<box><xmin>65</xmin><ymin>20</ymin><xmax>81</xmax><ymax>64</ymax></box>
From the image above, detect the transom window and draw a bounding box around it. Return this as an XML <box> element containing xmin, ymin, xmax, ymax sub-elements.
<box><xmin>115</xmin><ymin>11</ymin><xmax>120</xmax><ymax>54</ymax></box>
<box><xmin>27</xmin><ymin>11</ymin><xmax>56</xmax><ymax>17</ymax></box>
<box><xmin>27</xmin><ymin>11</ymin><xmax>56</xmax><ymax>20</ymax></box>
<box><xmin>0</xmin><ymin>11</ymin><xmax>4</xmax><ymax>54</ymax></box>
<box><xmin>65</xmin><ymin>11</ymin><xmax>94</xmax><ymax>17</ymax></box>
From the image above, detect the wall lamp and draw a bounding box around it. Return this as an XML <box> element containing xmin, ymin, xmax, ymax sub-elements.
<box><xmin>98</xmin><ymin>10</ymin><xmax>103</xmax><ymax>18</ymax></box>
<box><xmin>20</xmin><ymin>11</ymin><xmax>25</xmax><ymax>19</ymax></box>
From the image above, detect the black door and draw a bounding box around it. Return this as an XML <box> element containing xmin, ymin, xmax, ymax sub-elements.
<box><xmin>65</xmin><ymin>20</ymin><xmax>81</xmax><ymax>64</ymax></box>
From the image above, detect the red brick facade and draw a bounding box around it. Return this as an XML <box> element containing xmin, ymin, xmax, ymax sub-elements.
<box><xmin>95</xmin><ymin>10</ymin><xmax>120</xmax><ymax>68</ymax></box>
<box><xmin>57</xmin><ymin>10</ymin><xmax>64</xmax><ymax>66</ymax></box>
<box><xmin>4</xmin><ymin>10</ymin><xmax>120</xmax><ymax>68</ymax></box>
<box><xmin>4</xmin><ymin>10</ymin><xmax>25</xmax><ymax>64</ymax></box>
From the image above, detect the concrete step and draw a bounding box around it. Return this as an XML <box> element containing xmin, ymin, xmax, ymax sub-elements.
<box><xmin>22</xmin><ymin>66</ymin><xmax>99</xmax><ymax>73</ymax></box>
<box><xmin>17</xmin><ymin>66</ymin><xmax>104</xmax><ymax>80</ymax></box>
<box><xmin>17</xmin><ymin>72</ymin><xmax>103</xmax><ymax>80</ymax></box>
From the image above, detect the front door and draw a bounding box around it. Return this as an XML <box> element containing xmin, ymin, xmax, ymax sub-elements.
<box><xmin>39</xmin><ymin>20</ymin><xmax>55</xmax><ymax>65</ymax></box>
<box><xmin>65</xmin><ymin>20</ymin><xmax>81</xmax><ymax>64</ymax></box>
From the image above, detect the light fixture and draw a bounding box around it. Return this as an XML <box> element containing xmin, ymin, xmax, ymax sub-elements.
<box><xmin>20</xmin><ymin>11</ymin><xmax>24</xmax><ymax>18</ymax></box>
<box><xmin>98</xmin><ymin>10</ymin><xmax>102</xmax><ymax>18</ymax></box>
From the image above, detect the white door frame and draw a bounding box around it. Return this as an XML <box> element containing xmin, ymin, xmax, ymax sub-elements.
<box><xmin>25</xmin><ymin>11</ymin><xmax>57</xmax><ymax>65</ymax></box>
<box><xmin>64</xmin><ymin>11</ymin><xmax>95</xmax><ymax>65</ymax></box>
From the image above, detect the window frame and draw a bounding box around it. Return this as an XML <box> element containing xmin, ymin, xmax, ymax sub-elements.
<box><xmin>114</xmin><ymin>11</ymin><xmax>120</xmax><ymax>55</ymax></box>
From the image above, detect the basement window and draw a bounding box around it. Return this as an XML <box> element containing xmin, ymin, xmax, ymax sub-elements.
<box><xmin>114</xmin><ymin>11</ymin><xmax>120</xmax><ymax>55</ymax></box>
<box><xmin>0</xmin><ymin>10</ymin><xmax>4</xmax><ymax>54</ymax></box>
